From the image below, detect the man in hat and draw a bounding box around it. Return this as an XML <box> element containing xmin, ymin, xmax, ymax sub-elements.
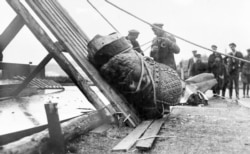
<box><xmin>125</xmin><ymin>29</ymin><xmax>144</xmax><ymax>55</ymax></box>
<box><xmin>150</xmin><ymin>23</ymin><xmax>180</xmax><ymax>70</ymax></box>
<box><xmin>226</xmin><ymin>43</ymin><xmax>243</xmax><ymax>99</ymax></box>
<box><xmin>208</xmin><ymin>45</ymin><xmax>223</xmax><ymax>73</ymax></box>
<box><xmin>189</xmin><ymin>54</ymin><xmax>207</xmax><ymax>77</ymax></box>
<box><xmin>207</xmin><ymin>45</ymin><xmax>223</xmax><ymax>97</ymax></box>
<box><xmin>187</xmin><ymin>50</ymin><xmax>198</xmax><ymax>77</ymax></box>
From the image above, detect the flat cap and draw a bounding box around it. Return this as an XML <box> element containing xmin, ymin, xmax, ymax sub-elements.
<box><xmin>229</xmin><ymin>42</ymin><xmax>236</xmax><ymax>47</ymax></box>
<box><xmin>128</xmin><ymin>29</ymin><xmax>140</xmax><ymax>34</ymax></box>
<box><xmin>211</xmin><ymin>45</ymin><xmax>217</xmax><ymax>48</ymax></box>
<box><xmin>152</xmin><ymin>23</ymin><xmax>164</xmax><ymax>28</ymax></box>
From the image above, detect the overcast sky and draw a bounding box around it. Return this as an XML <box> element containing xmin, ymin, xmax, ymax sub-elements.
<box><xmin>1</xmin><ymin>0</ymin><xmax>250</xmax><ymax>65</ymax></box>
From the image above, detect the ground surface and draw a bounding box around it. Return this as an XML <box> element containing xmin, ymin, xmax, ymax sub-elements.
<box><xmin>66</xmin><ymin>96</ymin><xmax>250</xmax><ymax>154</ymax></box>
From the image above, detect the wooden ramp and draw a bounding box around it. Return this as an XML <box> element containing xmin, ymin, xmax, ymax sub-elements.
<box><xmin>14</xmin><ymin>76</ymin><xmax>64</xmax><ymax>89</ymax></box>
<box><xmin>6</xmin><ymin>0</ymin><xmax>140</xmax><ymax>127</ymax></box>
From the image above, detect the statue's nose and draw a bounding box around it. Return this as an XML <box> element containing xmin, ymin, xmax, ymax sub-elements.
<box><xmin>128</xmin><ymin>81</ymin><xmax>137</xmax><ymax>91</ymax></box>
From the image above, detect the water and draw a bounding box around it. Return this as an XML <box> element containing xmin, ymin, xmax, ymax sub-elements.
<box><xmin>0</xmin><ymin>86</ymin><xmax>109</xmax><ymax>135</ymax></box>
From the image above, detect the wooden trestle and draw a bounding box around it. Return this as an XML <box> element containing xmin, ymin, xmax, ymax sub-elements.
<box><xmin>4</xmin><ymin>0</ymin><xmax>140</xmax><ymax>127</ymax></box>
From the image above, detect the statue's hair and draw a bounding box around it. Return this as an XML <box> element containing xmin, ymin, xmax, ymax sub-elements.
<box><xmin>100</xmin><ymin>51</ymin><xmax>140</xmax><ymax>89</ymax></box>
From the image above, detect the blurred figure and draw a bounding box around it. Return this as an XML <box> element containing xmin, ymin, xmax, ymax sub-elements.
<box><xmin>190</xmin><ymin>54</ymin><xmax>207</xmax><ymax>77</ymax></box>
<box><xmin>150</xmin><ymin>23</ymin><xmax>180</xmax><ymax>70</ymax></box>
<box><xmin>241</xmin><ymin>49</ymin><xmax>250</xmax><ymax>98</ymax></box>
<box><xmin>226</xmin><ymin>43</ymin><xmax>243</xmax><ymax>99</ymax></box>
<box><xmin>187</xmin><ymin>50</ymin><xmax>198</xmax><ymax>77</ymax></box>
<box><xmin>207</xmin><ymin>45</ymin><xmax>223</xmax><ymax>97</ymax></box>
<box><xmin>208</xmin><ymin>45</ymin><xmax>223</xmax><ymax>73</ymax></box>
<box><xmin>126</xmin><ymin>29</ymin><xmax>144</xmax><ymax>55</ymax></box>
<box><xmin>221</xmin><ymin>57</ymin><xmax>230</xmax><ymax>98</ymax></box>
<box><xmin>211</xmin><ymin>56</ymin><xmax>228</xmax><ymax>97</ymax></box>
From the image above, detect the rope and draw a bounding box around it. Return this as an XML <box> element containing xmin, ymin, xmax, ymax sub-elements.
<box><xmin>87</xmin><ymin>0</ymin><xmax>119</xmax><ymax>33</ymax></box>
<box><xmin>143</xmin><ymin>44</ymin><xmax>152</xmax><ymax>52</ymax></box>
<box><xmin>134</xmin><ymin>52</ymin><xmax>157</xmax><ymax>106</ymax></box>
<box><xmin>104</xmin><ymin>0</ymin><xmax>250</xmax><ymax>64</ymax></box>
<box><xmin>132</xmin><ymin>39</ymin><xmax>152</xmax><ymax>51</ymax></box>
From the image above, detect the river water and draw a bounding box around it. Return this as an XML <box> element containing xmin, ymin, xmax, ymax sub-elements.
<box><xmin>0</xmin><ymin>86</ymin><xmax>110</xmax><ymax>135</ymax></box>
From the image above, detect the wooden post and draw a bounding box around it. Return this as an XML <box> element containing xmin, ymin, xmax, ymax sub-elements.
<box><xmin>0</xmin><ymin>15</ymin><xmax>25</xmax><ymax>52</ymax></box>
<box><xmin>45</xmin><ymin>103</ymin><xmax>65</xmax><ymax>154</ymax></box>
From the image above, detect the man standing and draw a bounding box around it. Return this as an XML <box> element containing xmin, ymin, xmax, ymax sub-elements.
<box><xmin>189</xmin><ymin>54</ymin><xmax>207</xmax><ymax>77</ymax></box>
<box><xmin>208</xmin><ymin>45</ymin><xmax>223</xmax><ymax>73</ymax></box>
<box><xmin>150</xmin><ymin>23</ymin><xmax>180</xmax><ymax>70</ymax></box>
<box><xmin>187</xmin><ymin>50</ymin><xmax>198</xmax><ymax>77</ymax></box>
<box><xmin>207</xmin><ymin>45</ymin><xmax>223</xmax><ymax>97</ymax></box>
<box><xmin>241</xmin><ymin>49</ymin><xmax>250</xmax><ymax>98</ymax></box>
<box><xmin>226</xmin><ymin>43</ymin><xmax>243</xmax><ymax>99</ymax></box>
<box><xmin>125</xmin><ymin>29</ymin><xmax>144</xmax><ymax>55</ymax></box>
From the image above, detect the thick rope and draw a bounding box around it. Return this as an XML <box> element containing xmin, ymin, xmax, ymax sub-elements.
<box><xmin>134</xmin><ymin>52</ymin><xmax>157</xmax><ymax>106</ymax></box>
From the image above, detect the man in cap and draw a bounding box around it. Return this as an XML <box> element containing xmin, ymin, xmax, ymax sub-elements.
<box><xmin>189</xmin><ymin>54</ymin><xmax>207</xmax><ymax>77</ymax></box>
<box><xmin>125</xmin><ymin>29</ymin><xmax>144</xmax><ymax>55</ymax></box>
<box><xmin>150</xmin><ymin>23</ymin><xmax>180</xmax><ymax>70</ymax></box>
<box><xmin>207</xmin><ymin>45</ymin><xmax>223</xmax><ymax>97</ymax></box>
<box><xmin>208</xmin><ymin>45</ymin><xmax>223</xmax><ymax>73</ymax></box>
<box><xmin>226</xmin><ymin>42</ymin><xmax>243</xmax><ymax>99</ymax></box>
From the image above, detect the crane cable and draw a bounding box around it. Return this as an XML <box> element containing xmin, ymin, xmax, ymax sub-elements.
<box><xmin>104</xmin><ymin>0</ymin><xmax>250</xmax><ymax>64</ymax></box>
<box><xmin>86</xmin><ymin>0</ymin><xmax>119</xmax><ymax>33</ymax></box>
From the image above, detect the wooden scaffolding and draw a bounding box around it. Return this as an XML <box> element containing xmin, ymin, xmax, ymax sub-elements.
<box><xmin>1</xmin><ymin>0</ymin><xmax>140</xmax><ymax>127</ymax></box>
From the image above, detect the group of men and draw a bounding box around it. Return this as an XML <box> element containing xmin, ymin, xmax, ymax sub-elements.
<box><xmin>126</xmin><ymin>22</ymin><xmax>250</xmax><ymax>100</ymax></box>
<box><xmin>188</xmin><ymin>43</ymin><xmax>250</xmax><ymax>100</ymax></box>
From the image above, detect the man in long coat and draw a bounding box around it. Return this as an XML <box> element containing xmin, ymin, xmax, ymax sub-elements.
<box><xmin>150</xmin><ymin>23</ymin><xmax>180</xmax><ymax>70</ymax></box>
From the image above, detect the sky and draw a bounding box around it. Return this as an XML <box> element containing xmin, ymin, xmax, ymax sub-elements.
<box><xmin>1</xmin><ymin>0</ymin><xmax>250</xmax><ymax>67</ymax></box>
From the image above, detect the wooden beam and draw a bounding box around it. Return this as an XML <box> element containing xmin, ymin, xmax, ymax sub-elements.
<box><xmin>45</xmin><ymin>103</ymin><xmax>65</xmax><ymax>154</ymax></box>
<box><xmin>26</xmin><ymin>0</ymin><xmax>140</xmax><ymax>127</ymax></box>
<box><xmin>136</xmin><ymin>118</ymin><xmax>166</xmax><ymax>151</ymax></box>
<box><xmin>11</xmin><ymin>54</ymin><xmax>52</xmax><ymax>96</ymax></box>
<box><xmin>112</xmin><ymin>120</ymin><xmax>153</xmax><ymax>152</ymax></box>
<box><xmin>0</xmin><ymin>15</ymin><xmax>25</xmax><ymax>52</ymax></box>
<box><xmin>6</xmin><ymin>0</ymin><xmax>112</xmax><ymax>116</ymax></box>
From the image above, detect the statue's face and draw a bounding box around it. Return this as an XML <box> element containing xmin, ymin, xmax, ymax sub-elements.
<box><xmin>125</xmin><ymin>63</ymin><xmax>151</xmax><ymax>93</ymax></box>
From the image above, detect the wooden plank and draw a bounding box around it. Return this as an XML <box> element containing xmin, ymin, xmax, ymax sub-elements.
<box><xmin>26</xmin><ymin>0</ymin><xmax>140</xmax><ymax>127</ymax></box>
<box><xmin>90</xmin><ymin>123</ymin><xmax>112</xmax><ymax>134</ymax></box>
<box><xmin>112</xmin><ymin>120</ymin><xmax>153</xmax><ymax>152</ymax></box>
<box><xmin>0</xmin><ymin>15</ymin><xmax>24</xmax><ymax>52</ymax></box>
<box><xmin>6</xmin><ymin>0</ymin><xmax>111</xmax><ymax>116</ymax></box>
<box><xmin>136</xmin><ymin>118</ymin><xmax>166</xmax><ymax>151</ymax></box>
